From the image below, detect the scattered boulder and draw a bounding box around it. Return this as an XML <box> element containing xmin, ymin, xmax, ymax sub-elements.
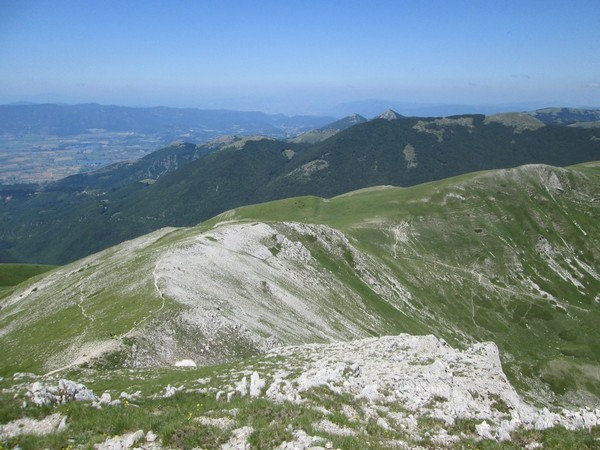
<box><xmin>236</xmin><ymin>376</ymin><xmax>248</xmax><ymax>397</ymax></box>
<box><xmin>27</xmin><ymin>379</ymin><xmax>98</xmax><ymax>406</ymax></box>
<box><xmin>119</xmin><ymin>390</ymin><xmax>141</xmax><ymax>401</ymax></box>
<box><xmin>13</xmin><ymin>372</ymin><xmax>37</xmax><ymax>380</ymax></box>
<box><xmin>249</xmin><ymin>371</ymin><xmax>265</xmax><ymax>397</ymax></box>
<box><xmin>94</xmin><ymin>429</ymin><xmax>161</xmax><ymax>450</ymax></box>
<box><xmin>99</xmin><ymin>392</ymin><xmax>112</xmax><ymax>405</ymax></box>
<box><xmin>196</xmin><ymin>415</ymin><xmax>235</xmax><ymax>429</ymax></box>
<box><xmin>221</xmin><ymin>426</ymin><xmax>253</xmax><ymax>450</ymax></box>
<box><xmin>359</xmin><ymin>384</ymin><xmax>380</xmax><ymax>402</ymax></box>
<box><xmin>92</xmin><ymin>392</ymin><xmax>124</xmax><ymax>409</ymax></box>
<box><xmin>476</xmin><ymin>420</ymin><xmax>494</xmax><ymax>440</ymax></box>
<box><xmin>174</xmin><ymin>359</ymin><xmax>197</xmax><ymax>367</ymax></box>
<box><xmin>278</xmin><ymin>429</ymin><xmax>326</xmax><ymax>449</ymax></box>
<box><xmin>162</xmin><ymin>384</ymin><xmax>181</xmax><ymax>398</ymax></box>
<box><xmin>313</xmin><ymin>419</ymin><xmax>357</xmax><ymax>437</ymax></box>
<box><xmin>28</xmin><ymin>381</ymin><xmax>59</xmax><ymax>406</ymax></box>
<box><xmin>58</xmin><ymin>379</ymin><xmax>97</xmax><ymax>402</ymax></box>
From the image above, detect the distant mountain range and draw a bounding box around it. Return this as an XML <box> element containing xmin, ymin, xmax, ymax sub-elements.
<box><xmin>0</xmin><ymin>108</ymin><xmax>599</xmax><ymax>264</ymax></box>
<box><xmin>328</xmin><ymin>99</ymin><xmax>600</xmax><ymax>118</ymax></box>
<box><xmin>0</xmin><ymin>103</ymin><xmax>335</xmax><ymax>138</ymax></box>
<box><xmin>0</xmin><ymin>103</ymin><xmax>339</xmax><ymax>184</ymax></box>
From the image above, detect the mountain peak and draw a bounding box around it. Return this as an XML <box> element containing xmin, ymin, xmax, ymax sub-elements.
<box><xmin>289</xmin><ymin>114</ymin><xmax>367</xmax><ymax>144</ymax></box>
<box><xmin>346</xmin><ymin>113</ymin><xmax>368</xmax><ymax>124</ymax></box>
<box><xmin>376</xmin><ymin>109</ymin><xmax>403</xmax><ymax>121</ymax></box>
<box><xmin>322</xmin><ymin>113</ymin><xmax>367</xmax><ymax>130</ymax></box>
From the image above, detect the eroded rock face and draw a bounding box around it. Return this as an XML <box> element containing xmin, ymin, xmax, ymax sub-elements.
<box><xmin>132</xmin><ymin>221</ymin><xmax>415</xmax><ymax>367</ymax></box>
<box><xmin>265</xmin><ymin>336</ymin><xmax>522</xmax><ymax>420</ymax></box>
<box><xmin>224</xmin><ymin>334</ymin><xmax>600</xmax><ymax>442</ymax></box>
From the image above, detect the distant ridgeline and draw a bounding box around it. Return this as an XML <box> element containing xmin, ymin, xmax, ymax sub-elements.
<box><xmin>0</xmin><ymin>103</ymin><xmax>334</xmax><ymax>138</ymax></box>
<box><xmin>0</xmin><ymin>109</ymin><xmax>599</xmax><ymax>264</ymax></box>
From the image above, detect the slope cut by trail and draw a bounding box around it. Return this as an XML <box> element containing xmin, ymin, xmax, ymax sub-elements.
<box><xmin>1</xmin><ymin>163</ymin><xmax>599</xmax><ymax>407</ymax></box>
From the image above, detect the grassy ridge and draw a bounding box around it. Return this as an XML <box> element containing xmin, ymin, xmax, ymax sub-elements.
<box><xmin>217</xmin><ymin>163</ymin><xmax>600</xmax><ymax>403</ymax></box>
<box><xmin>0</xmin><ymin>163</ymin><xmax>598</xmax><ymax>406</ymax></box>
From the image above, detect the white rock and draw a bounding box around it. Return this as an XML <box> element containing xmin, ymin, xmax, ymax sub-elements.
<box><xmin>29</xmin><ymin>381</ymin><xmax>58</xmax><ymax>406</ymax></box>
<box><xmin>266</xmin><ymin>378</ymin><xmax>297</xmax><ymax>403</ymax></box>
<box><xmin>197</xmin><ymin>416</ymin><xmax>235</xmax><ymax>429</ymax></box>
<box><xmin>359</xmin><ymin>384</ymin><xmax>380</xmax><ymax>402</ymax></box>
<box><xmin>534</xmin><ymin>407</ymin><xmax>559</xmax><ymax>430</ymax></box>
<box><xmin>475</xmin><ymin>420</ymin><xmax>494</xmax><ymax>440</ymax></box>
<box><xmin>163</xmin><ymin>384</ymin><xmax>178</xmax><ymax>398</ymax></box>
<box><xmin>278</xmin><ymin>429</ymin><xmax>325</xmax><ymax>449</ymax></box>
<box><xmin>313</xmin><ymin>419</ymin><xmax>356</xmax><ymax>436</ymax></box>
<box><xmin>250</xmin><ymin>372</ymin><xmax>265</xmax><ymax>397</ymax></box>
<box><xmin>174</xmin><ymin>359</ymin><xmax>197</xmax><ymax>367</ymax></box>
<box><xmin>94</xmin><ymin>429</ymin><xmax>144</xmax><ymax>450</ymax></box>
<box><xmin>497</xmin><ymin>418</ymin><xmax>519</xmax><ymax>441</ymax></box>
<box><xmin>582</xmin><ymin>410</ymin><xmax>598</xmax><ymax>429</ymax></box>
<box><xmin>497</xmin><ymin>426</ymin><xmax>512</xmax><ymax>442</ymax></box>
<box><xmin>341</xmin><ymin>404</ymin><xmax>359</xmax><ymax>422</ymax></box>
<box><xmin>0</xmin><ymin>413</ymin><xmax>67</xmax><ymax>439</ymax></box>
<box><xmin>99</xmin><ymin>392</ymin><xmax>111</xmax><ymax>405</ymax></box>
<box><xmin>119</xmin><ymin>390</ymin><xmax>141</xmax><ymax>401</ymax></box>
<box><xmin>13</xmin><ymin>372</ymin><xmax>37</xmax><ymax>379</ymax></box>
<box><xmin>146</xmin><ymin>430</ymin><xmax>158</xmax><ymax>442</ymax></box>
<box><xmin>376</xmin><ymin>417</ymin><xmax>391</xmax><ymax>430</ymax></box>
<box><xmin>525</xmin><ymin>443</ymin><xmax>543</xmax><ymax>449</ymax></box>
<box><xmin>236</xmin><ymin>376</ymin><xmax>248</xmax><ymax>397</ymax></box>
<box><xmin>29</xmin><ymin>379</ymin><xmax>98</xmax><ymax>405</ymax></box>
<box><xmin>59</xmin><ymin>379</ymin><xmax>97</xmax><ymax>402</ymax></box>
<box><xmin>221</xmin><ymin>426</ymin><xmax>253</xmax><ymax>450</ymax></box>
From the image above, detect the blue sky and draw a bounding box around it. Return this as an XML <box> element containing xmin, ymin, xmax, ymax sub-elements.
<box><xmin>1</xmin><ymin>0</ymin><xmax>599</xmax><ymax>114</ymax></box>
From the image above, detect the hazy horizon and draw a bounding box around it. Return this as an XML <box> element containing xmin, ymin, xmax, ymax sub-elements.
<box><xmin>2</xmin><ymin>1</ymin><xmax>599</xmax><ymax>115</ymax></box>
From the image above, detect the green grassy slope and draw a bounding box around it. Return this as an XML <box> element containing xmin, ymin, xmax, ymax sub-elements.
<box><xmin>1</xmin><ymin>163</ymin><xmax>598</xmax><ymax>406</ymax></box>
<box><xmin>225</xmin><ymin>163</ymin><xmax>600</xmax><ymax>403</ymax></box>
<box><xmin>0</xmin><ymin>264</ymin><xmax>56</xmax><ymax>296</ymax></box>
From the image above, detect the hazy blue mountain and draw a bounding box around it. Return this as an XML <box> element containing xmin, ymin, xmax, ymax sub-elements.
<box><xmin>329</xmin><ymin>100</ymin><xmax>599</xmax><ymax>119</ymax></box>
<box><xmin>529</xmin><ymin>107</ymin><xmax>600</xmax><ymax>126</ymax></box>
<box><xmin>0</xmin><ymin>103</ymin><xmax>335</xmax><ymax>138</ymax></box>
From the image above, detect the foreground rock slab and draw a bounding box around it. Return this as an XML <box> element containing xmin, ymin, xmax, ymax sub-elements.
<box><xmin>0</xmin><ymin>413</ymin><xmax>67</xmax><ymax>439</ymax></box>
<box><xmin>249</xmin><ymin>335</ymin><xmax>599</xmax><ymax>442</ymax></box>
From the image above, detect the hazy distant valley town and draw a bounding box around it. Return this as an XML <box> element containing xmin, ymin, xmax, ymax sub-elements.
<box><xmin>2</xmin><ymin>1</ymin><xmax>600</xmax><ymax>449</ymax></box>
